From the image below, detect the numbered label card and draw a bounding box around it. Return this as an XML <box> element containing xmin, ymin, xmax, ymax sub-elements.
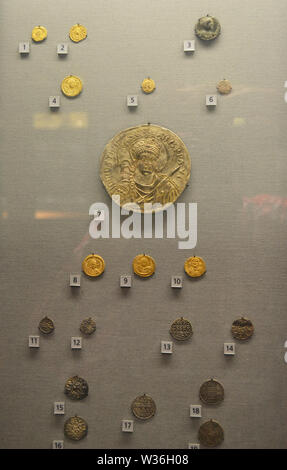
<box><xmin>71</xmin><ymin>337</ymin><xmax>82</xmax><ymax>349</ymax></box>
<box><xmin>70</xmin><ymin>273</ymin><xmax>81</xmax><ymax>287</ymax></box>
<box><xmin>49</xmin><ymin>96</ymin><xmax>60</xmax><ymax>108</ymax></box>
<box><xmin>52</xmin><ymin>440</ymin><xmax>64</xmax><ymax>449</ymax></box>
<box><xmin>93</xmin><ymin>208</ymin><xmax>105</xmax><ymax>221</ymax></box>
<box><xmin>188</xmin><ymin>443</ymin><xmax>200</xmax><ymax>449</ymax></box>
<box><xmin>127</xmin><ymin>95</ymin><xmax>138</xmax><ymax>107</ymax></box>
<box><xmin>183</xmin><ymin>40</ymin><xmax>195</xmax><ymax>52</ymax></box>
<box><xmin>120</xmin><ymin>275</ymin><xmax>132</xmax><ymax>288</ymax></box>
<box><xmin>122</xmin><ymin>420</ymin><xmax>134</xmax><ymax>432</ymax></box>
<box><xmin>161</xmin><ymin>341</ymin><xmax>173</xmax><ymax>354</ymax></box>
<box><xmin>224</xmin><ymin>342</ymin><xmax>235</xmax><ymax>355</ymax></box>
<box><xmin>19</xmin><ymin>42</ymin><xmax>30</xmax><ymax>54</ymax></box>
<box><xmin>190</xmin><ymin>405</ymin><xmax>202</xmax><ymax>418</ymax></box>
<box><xmin>57</xmin><ymin>43</ymin><xmax>68</xmax><ymax>55</ymax></box>
<box><xmin>206</xmin><ymin>95</ymin><xmax>217</xmax><ymax>106</ymax></box>
<box><xmin>54</xmin><ymin>402</ymin><xmax>65</xmax><ymax>415</ymax></box>
<box><xmin>171</xmin><ymin>276</ymin><xmax>183</xmax><ymax>288</ymax></box>
<box><xmin>29</xmin><ymin>335</ymin><xmax>40</xmax><ymax>348</ymax></box>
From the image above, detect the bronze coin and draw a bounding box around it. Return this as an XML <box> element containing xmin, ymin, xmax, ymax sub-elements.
<box><xmin>131</xmin><ymin>394</ymin><xmax>156</xmax><ymax>420</ymax></box>
<box><xmin>38</xmin><ymin>316</ymin><xmax>54</xmax><ymax>334</ymax></box>
<box><xmin>64</xmin><ymin>416</ymin><xmax>88</xmax><ymax>441</ymax></box>
<box><xmin>170</xmin><ymin>317</ymin><xmax>193</xmax><ymax>341</ymax></box>
<box><xmin>64</xmin><ymin>376</ymin><xmax>89</xmax><ymax>400</ymax></box>
<box><xmin>198</xmin><ymin>419</ymin><xmax>224</xmax><ymax>447</ymax></box>
<box><xmin>231</xmin><ymin>317</ymin><xmax>254</xmax><ymax>340</ymax></box>
<box><xmin>199</xmin><ymin>379</ymin><xmax>224</xmax><ymax>405</ymax></box>
<box><xmin>80</xmin><ymin>318</ymin><xmax>96</xmax><ymax>335</ymax></box>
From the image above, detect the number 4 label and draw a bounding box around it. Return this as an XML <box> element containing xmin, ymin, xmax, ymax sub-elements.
<box><xmin>49</xmin><ymin>96</ymin><xmax>60</xmax><ymax>108</ymax></box>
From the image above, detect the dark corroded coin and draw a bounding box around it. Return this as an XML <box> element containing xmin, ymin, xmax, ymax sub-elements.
<box><xmin>170</xmin><ymin>317</ymin><xmax>193</xmax><ymax>341</ymax></box>
<box><xmin>64</xmin><ymin>416</ymin><xmax>88</xmax><ymax>441</ymax></box>
<box><xmin>199</xmin><ymin>379</ymin><xmax>224</xmax><ymax>405</ymax></box>
<box><xmin>131</xmin><ymin>394</ymin><xmax>156</xmax><ymax>420</ymax></box>
<box><xmin>198</xmin><ymin>419</ymin><xmax>224</xmax><ymax>447</ymax></box>
<box><xmin>38</xmin><ymin>316</ymin><xmax>54</xmax><ymax>334</ymax></box>
<box><xmin>64</xmin><ymin>376</ymin><xmax>89</xmax><ymax>400</ymax></box>
<box><xmin>195</xmin><ymin>15</ymin><xmax>221</xmax><ymax>41</ymax></box>
<box><xmin>80</xmin><ymin>318</ymin><xmax>96</xmax><ymax>335</ymax></box>
<box><xmin>231</xmin><ymin>317</ymin><xmax>254</xmax><ymax>340</ymax></box>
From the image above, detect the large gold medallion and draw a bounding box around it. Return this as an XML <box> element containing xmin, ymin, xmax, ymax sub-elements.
<box><xmin>184</xmin><ymin>256</ymin><xmax>206</xmax><ymax>277</ymax></box>
<box><xmin>80</xmin><ymin>318</ymin><xmax>96</xmax><ymax>335</ymax></box>
<box><xmin>195</xmin><ymin>16</ymin><xmax>221</xmax><ymax>41</ymax></box>
<box><xmin>199</xmin><ymin>379</ymin><xmax>224</xmax><ymax>405</ymax></box>
<box><xmin>217</xmin><ymin>79</ymin><xmax>232</xmax><ymax>95</ymax></box>
<box><xmin>69</xmin><ymin>24</ymin><xmax>87</xmax><ymax>42</ymax></box>
<box><xmin>61</xmin><ymin>75</ymin><xmax>83</xmax><ymax>97</ymax></box>
<box><xmin>131</xmin><ymin>394</ymin><xmax>156</xmax><ymax>420</ymax></box>
<box><xmin>64</xmin><ymin>416</ymin><xmax>88</xmax><ymax>441</ymax></box>
<box><xmin>82</xmin><ymin>254</ymin><xmax>105</xmax><ymax>277</ymax></box>
<box><xmin>100</xmin><ymin>124</ymin><xmax>191</xmax><ymax>212</ymax></box>
<box><xmin>133</xmin><ymin>254</ymin><xmax>155</xmax><ymax>278</ymax></box>
<box><xmin>32</xmin><ymin>26</ymin><xmax>47</xmax><ymax>42</ymax></box>
<box><xmin>38</xmin><ymin>316</ymin><xmax>54</xmax><ymax>334</ymax></box>
<box><xmin>141</xmin><ymin>78</ymin><xmax>156</xmax><ymax>94</ymax></box>
<box><xmin>170</xmin><ymin>317</ymin><xmax>193</xmax><ymax>341</ymax></box>
<box><xmin>231</xmin><ymin>317</ymin><xmax>254</xmax><ymax>340</ymax></box>
<box><xmin>198</xmin><ymin>419</ymin><xmax>224</xmax><ymax>447</ymax></box>
<box><xmin>64</xmin><ymin>376</ymin><xmax>89</xmax><ymax>400</ymax></box>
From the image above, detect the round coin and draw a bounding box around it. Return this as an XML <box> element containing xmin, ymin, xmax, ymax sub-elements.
<box><xmin>131</xmin><ymin>394</ymin><xmax>156</xmax><ymax>420</ymax></box>
<box><xmin>69</xmin><ymin>24</ymin><xmax>87</xmax><ymax>42</ymax></box>
<box><xmin>133</xmin><ymin>254</ymin><xmax>155</xmax><ymax>278</ymax></box>
<box><xmin>198</xmin><ymin>419</ymin><xmax>224</xmax><ymax>447</ymax></box>
<box><xmin>64</xmin><ymin>416</ymin><xmax>88</xmax><ymax>441</ymax></box>
<box><xmin>217</xmin><ymin>79</ymin><xmax>232</xmax><ymax>95</ymax></box>
<box><xmin>199</xmin><ymin>379</ymin><xmax>224</xmax><ymax>405</ymax></box>
<box><xmin>170</xmin><ymin>317</ymin><xmax>193</xmax><ymax>341</ymax></box>
<box><xmin>61</xmin><ymin>75</ymin><xmax>82</xmax><ymax>97</ymax></box>
<box><xmin>195</xmin><ymin>15</ymin><xmax>221</xmax><ymax>41</ymax></box>
<box><xmin>38</xmin><ymin>316</ymin><xmax>54</xmax><ymax>334</ymax></box>
<box><xmin>31</xmin><ymin>26</ymin><xmax>47</xmax><ymax>42</ymax></box>
<box><xmin>141</xmin><ymin>77</ymin><xmax>156</xmax><ymax>94</ymax></box>
<box><xmin>184</xmin><ymin>256</ymin><xmax>206</xmax><ymax>278</ymax></box>
<box><xmin>231</xmin><ymin>317</ymin><xmax>254</xmax><ymax>340</ymax></box>
<box><xmin>82</xmin><ymin>254</ymin><xmax>105</xmax><ymax>277</ymax></box>
<box><xmin>80</xmin><ymin>318</ymin><xmax>96</xmax><ymax>335</ymax></box>
<box><xmin>64</xmin><ymin>376</ymin><xmax>89</xmax><ymax>400</ymax></box>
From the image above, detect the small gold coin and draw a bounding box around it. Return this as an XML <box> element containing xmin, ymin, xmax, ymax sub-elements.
<box><xmin>80</xmin><ymin>318</ymin><xmax>96</xmax><ymax>335</ymax></box>
<box><xmin>199</xmin><ymin>379</ymin><xmax>224</xmax><ymax>405</ymax></box>
<box><xmin>133</xmin><ymin>254</ymin><xmax>155</xmax><ymax>278</ymax></box>
<box><xmin>64</xmin><ymin>376</ymin><xmax>89</xmax><ymax>400</ymax></box>
<box><xmin>195</xmin><ymin>16</ymin><xmax>221</xmax><ymax>41</ymax></box>
<box><xmin>38</xmin><ymin>316</ymin><xmax>54</xmax><ymax>334</ymax></box>
<box><xmin>184</xmin><ymin>256</ymin><xmax>206</xmax><ymax>278</ymax></box>
<box><xmin>82</xmin><ymin>254</ymin><xmax>105</xmax><ymax>277</ymax></box>
<box><xmin>231</xmin><ymin>317</ymin><xmax>254</xmax><ymax>340</ymax></box>
<box><xmin>31</xmin><ymin>26</ymin><xmax>47</xmax><ymax>42</ymax></box>
<box><xmin>131</xmin><ymin>394</ymin><xmax>156</xmax><ymax>420</ymax></box>
<box><xmin>64</xmin><ymin>416</ymin><xmax>88</xmax><ymax>441</ymax></box>
<box><xmin>69</xmin><ymin>24</ymin><xmax>87</xmax><ymax>42</ymax></box>
<box><xmin>61</xmin><ymin>75</ymin><xmax>83</xmax><ymax>97</ymax></box>
<box><xmin>217</xmin><ymin>79</ymin><xmax>232</xmax><ymax>95</ymax></box>
<box><xmin>198</xmin><ymin>419</ymin><xmax>224</xmax><ymax>447</ymax></box>
<box><xmin>170</xmin><ymin>317</ymin><xmax>193</xmax><ymax>341</ymax></box>
<box><xmin>141</xmin><ymin>77</ymin><xmax>156</xmax><ymax>94</ymax></box>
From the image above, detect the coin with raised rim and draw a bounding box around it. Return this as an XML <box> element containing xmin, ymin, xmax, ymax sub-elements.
<box><xmin>38</xmin><ymin>316</ymin><xmax>54</xmax><ymax>334</ymax></box>
<box><xmin>80</xmin><ymin>318</ymin><xmax>96</xmax><ymax>335</ymax></box>
<box><xmin>217</xmin><ymin>79</ymin><xmax>232</xmax><ymax>95</ymax></box>
<box><xmin>82</xmin><ymin>254</ymin><xmax>105</xmax><ymax>277</ymax></box>
<box><xmin>198</xmin><ymin>419</ymin><xmax>224</xmax><ymax>447</ymax></box>
<box><xmin>231</xmin><ymin>317</ymin><xmax>254</xmax><ymax>340</ymax></box>
<box><xmin>131</xmin><ymin>394</ymin><xmax>156</xmax><ymax>420</ymax></box>
<box><xmin>64</xmin><ymin>416</ymin><xmax>88</xmax><ymax>441</ymax></box>
<box><xmin>133</xmin><ymin>254</ymin><xmax>155</xmax><ymax>278</ymax></box>
<box><xmin>64</xmin><ymin>376</ymin><xmax>89</xmax><ymax>400</ymax></box>
<box><xmin>141</xmin><ymin>78</ymin><xmax>156</xmax><ymax>94</ymax></box>
<box><xmin>195</xmin><ymin>15</ymin><xmax>221</xmax><ymax>41</ymax></box>
<box><xmin>61</xmin><ymin>75</ymin><xmax>82</xmax><ymax>97</ymax></box>
<box><xmin>199</xmin><ymin>379</ymin><xmax>224</xmax><ymax>405</ymax></box>
<box><xmin>32</xmin><ymin>26</ymin><xmax>47</xmax><ymax>42</ymax></box>
<box><xmin>69</xmin><ymin>24</ymin><xmax>87</xmax><ymax>42</ymax></box>
<box><xmin>170</xmin><ymin>317</ymin><xmax>193</xmax><ymax>341</ymax></box>
<box><xmin>184</xmin><ymin>256</ymin><xmax>206</xmax><ymax>278</ymax></box>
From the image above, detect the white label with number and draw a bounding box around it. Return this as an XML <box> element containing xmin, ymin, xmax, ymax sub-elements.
<box><xmin>284</xmin><ymin>340</ymin><xmax>287</xmax><ymax>363</ymax></box>
<box><xmin>93</xmin><ymin>209</ymin><xmax>105</xmax><ymax>221</ymax></box>
<box><xmin>171</xmin><ymin>276</ymin><xmax>183</xmax><ymax>288</ymax></box>
<box><xmin>19</xmin><ymin>42</ymin><xmax>30</xmax><ymax>54</ymax></box>
<box><xmin>54</xmin><ymin>402</ymin><xmax>65</xmax><ymax>415</ymax></box>
<box><xmin>71</xmin><ymin>337</ymin><xmax>82</xmax><ymax>349</ymax></box>
<box><xmin>57</xmin><ymin>43</ymin><xmax>68</xmax><ymax>55</ymax></box>
<box><xmin>120</xmin><ymin>275</ymin><xmax>132</xmax><ymax>287</ymax></box>
<box><xmin>127</xmin><ymin>95</ymin><xmax>138</xmax><ymax>107</ymax></box>
<box><xmin>52</xmin><ymin>440</ymin><xmax>64</xmax><ymax>449</ymax></box>
<box><xmin>206</xmin><ymin>95</ymin><xmax>217</xmax><ymax>106</ymax></box>
<box><xmin>49</xmin><ymin>96</ymin><xmax>60</xmax><ymax>108</ymax></box>
<box><xmin>161</xmin><ymin>341</ymin><xmax>173</xmax><ymax>354</ymax></box>
<box><xmin>70</xmin><ymin>273</ymin><xmax>81</xmax><ymax>287</ymax></box>
<box><xmin>183</xmin><ymin>40</ymin><xmax>195</xmax><ymax>52</ymax></box>
<box><xmin>190</xmin><ymin>405</ymin><xmax>202</xmax><ymax>418</ymax></box>
<box><xmin>224</xmin><ymin>342</ymin><xmax>235</xmax><ymax>355</ymax></box>
<box><xmin>122</xmin><ymin>420</ymin><xmax>134</xmax><ymax>432</ymax></box>
<box><xmin>188</xmin><ymin>443</ymin><xmax>200</xmax><ymax>449</ymax></box>
<box><xmin>29</xmin><ymin>335</ymin><xmax>40</xmax><ymax>348</ymax></box>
